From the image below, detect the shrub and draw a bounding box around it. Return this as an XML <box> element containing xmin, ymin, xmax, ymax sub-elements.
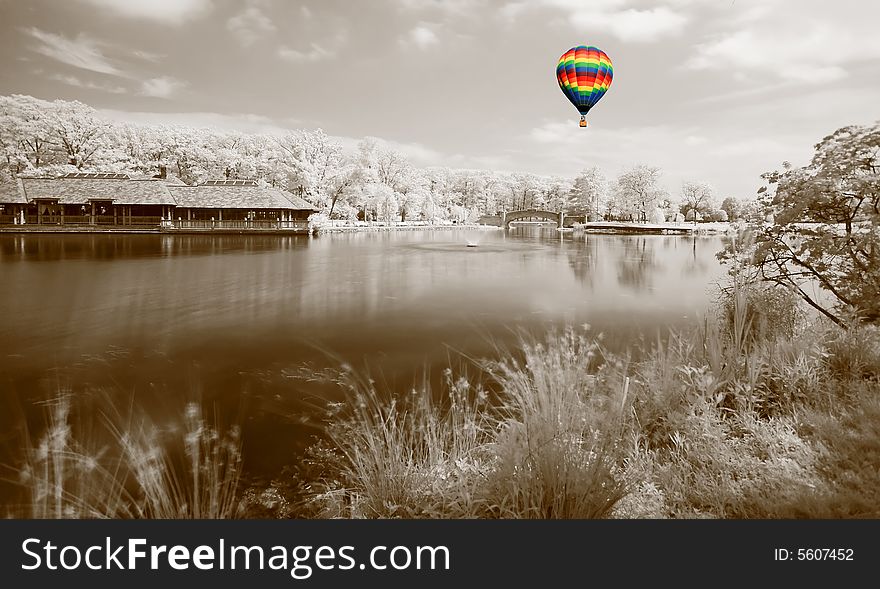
<box><xmin>309</xmin><ymin>367</ymin><xmax>494</xmax><ymax>518</ymax></box>
<box><xmin>481</xmin><ymin>329</ymin><xmax>628</xmax><ymax>518</ymax></box>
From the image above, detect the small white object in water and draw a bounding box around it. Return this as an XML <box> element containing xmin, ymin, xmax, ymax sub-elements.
<box><xmin>466</xmin><ymin>241</ymin><xmax>478</xmax><ymax>247</ymax></box>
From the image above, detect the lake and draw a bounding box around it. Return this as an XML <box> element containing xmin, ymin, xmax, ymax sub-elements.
<box><xmin>0</xmin><ymin>227</ymin><xmax>729</xmax><ymax>493</ymax></box>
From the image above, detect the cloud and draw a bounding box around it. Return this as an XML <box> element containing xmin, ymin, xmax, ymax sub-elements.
<box><xmin>687</xmin><ymin>29</ymin><xmax>847</xmax><ymax>82</ymax></box>
<box><xmin>227</xmin><ymin>4</ymin><xmax>276</xmax><ymax>47</ymax></box>
<box><xmin>394</xmin><ymin>0</ymin><xmax>486</xmax><ymax>18</ymax></box>
<box><xmin>97</xmin><ymin>108</ymin><xmax>299</xmax><ymax>135</ymax></box>
<box><xmin>131</xmin><ymin>49</ymin><xmax>164</xmax><ymax>62</ymax></box>
<box><xmin>50</xmin><ymin>73</ymin><xmax>127</xmax><ymax>94</ymax></box>
<box><xmin>505</xmin><ymin>1</ymin><xmax>687</xmax><ymax>42</ymax></box>
<box><xmin>75</xmin><ymin>0</ymin><xmax>212</xmax><ymax>24</ymax></box>
<box><xmin>335</xmin><ymin>134</ymin><xmax>502</xmax><ymax>170</ymax></box>
<box><xmin>685</xmin><ymin>0</ymin><xmax>880</xmax><ymax>82</ymax></box>
<box><xmin>707</xmin><ymin>137</ymin><xmax>788</xmax><ymax>158</ymax></box>
<box><xmin>139</xmin><ymin>76</ymin><xmax>185</xmax><ymax>98</ymax></box>
<box><xmin>23</xmin><ymin>27</ymin><xmax>122</xmax><ymax>76</ymax></box>
<box><xmin>404</xmin><ymin>23</ymin><xmax>439</xmax><ymax>50</ymax></box>
<box><xmin>572</xmin><ymin>7</ymin><xmax>687</xmax><ymax>43</ymax></box>
<box><xmin>278</xmin><ymin>43</ymin><xmax>335</xmax><ymax>63</ymax></box>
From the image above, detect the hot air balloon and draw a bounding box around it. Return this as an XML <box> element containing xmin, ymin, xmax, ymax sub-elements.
<box><xmin>556</xmin><ymin>45</ymin><xmax>613</xmax><ymax>127</ymax></box>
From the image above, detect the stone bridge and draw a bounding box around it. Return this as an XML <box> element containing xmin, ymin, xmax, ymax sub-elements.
<box><xmin>477</xmin><ymin>210</ymin><xmax>589</xmax><ymax>228</ymax></box>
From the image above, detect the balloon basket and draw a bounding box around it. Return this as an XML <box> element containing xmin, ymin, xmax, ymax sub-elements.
<box><xmin>579</xmin><ymin>119</ymin><xmax>587</xmax><ymax>128</ymax></box>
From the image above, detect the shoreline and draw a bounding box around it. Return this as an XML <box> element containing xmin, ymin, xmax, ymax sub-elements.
<box><xmin>0</xmin><ymin>222</ymin><xmax>744</xmax><ymax>236</ymax></box>
<box><xmin>572</xmin><ymin>221</ymin><xmax>738</xmax><ymax>235</ymax></box>
<box><xmin>0</xmin><ymin>226</ymin><xmax>312</xmax><ymax>235</ymax></box>
<box><xmin>0</xmin><ymin>223</ymin><xmax>503</xmax><ymax>236</ymax></box>
<box><xmin>313</xmin><ymin>223</ymin><xmax>501</xmax><ymax>234</ymax></box>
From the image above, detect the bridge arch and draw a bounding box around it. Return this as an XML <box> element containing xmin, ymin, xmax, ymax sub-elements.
<box><xmin>503</xmin><ymin>210</ymin><xmax>563</xmax><ymax>228</ymax></box>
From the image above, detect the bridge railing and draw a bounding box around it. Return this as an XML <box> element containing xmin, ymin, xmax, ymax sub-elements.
<box><xmin>503</xmin><ymin>210</ymin><xmax>563</xmax><ymax>227</ymax></box>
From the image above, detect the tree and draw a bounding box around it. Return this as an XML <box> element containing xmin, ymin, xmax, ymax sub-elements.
<box><xmin>371</xmin><ymin>184</ymin><xmax>399</xmax><ymax>224</ymax></box>
<box><xmin>0</xmin><ymin>94</ymin><xmax>55</xmax><ymax>170</ymax></box>
<box><xmin>679</xmin><ymin>180</ymin><xmax>715</xmax><ymax>223</ymax></box>
<box><xmin>373</xmin><ymin>143</ymin><xmax>410</xmax><ymax>192</ymax></box>
<box><xmin>650</xmin><ymin>206</ymin><xmax>666</xmax><ymax>223</ymax></box>
<box><xmin>744</xmin><ymin>122</ymin><xmax>880</xmax><ymax>325</ymax></box>
<box><xmin>49</xmin><ymin>99</ymin><xmax>111</xmax><ymax>168</ymax></box>
<box><xmin>508</xmin><ymin>173</ymin><xmax>540</xmax><ymax>210</ymax></box>
<box><xmin>614</xmin><ymin>165</ymin><xmax>664</xmax><ymax>222</ymax></box>
<box><xmin>720</xmin><ymin>196</ymin><xmax>742</xmax><ymax>222</ymax></box>
<box><xmin>275</xmin><ymin>129</ymin><xmax>346</xmax><ymax>205</ymax></box>
<box><xmin>570</xmin><ymin>166</ymin><xmax>607</xmax><ymax>220</ymax></box>
<box><xmin>324</xmin><ymin>157</ymin><xmax>357</xmax><ymax>218</ymax></box>
<box><xmin>397</xmin><ymin>167</ymin><xmax>426</xmax><ymax>221</ymax></box>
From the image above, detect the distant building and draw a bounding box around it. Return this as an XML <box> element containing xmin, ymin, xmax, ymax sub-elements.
<box><xmin>168</xmin><ymin>180</ymin><xmax>317</xmax><ymax>227</ymax></box>
<box><xmin>0</xmin><ymin>173</ymin><xmax>318</xmax><ymax>231</ymax></box>
<box><xmin>0</xmin><ymin>176</ymin><xmax>26</xmax><ymax>224</ymax></box>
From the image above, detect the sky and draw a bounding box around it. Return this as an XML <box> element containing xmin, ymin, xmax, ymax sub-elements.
<box><xmin>1</xmin><ymin>0</ymin><xmax>879</xmax><ymax>198</ymax></box>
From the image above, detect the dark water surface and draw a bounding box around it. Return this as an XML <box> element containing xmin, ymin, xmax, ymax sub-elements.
<box><xmin>0</xmin><ymin>228</ymin><xmax>728</xmax><ymax>493</ymax></box>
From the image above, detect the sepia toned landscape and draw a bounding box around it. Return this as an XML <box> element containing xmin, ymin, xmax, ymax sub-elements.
<box><xmin>1</xmin><ymin>0</ymin><xmax>878</xmax><ymax>520</ymax></box>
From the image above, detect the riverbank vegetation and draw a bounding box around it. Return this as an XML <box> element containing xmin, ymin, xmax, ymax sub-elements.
<box><xmin>290</xmin><ymin>283</ymin><xmax>879</xmax><ymax>519</ymax></box>
<box><xmin>10</xmin><ymin>276</ymin><xmax>878</xmax><ymax>519</ymax></box>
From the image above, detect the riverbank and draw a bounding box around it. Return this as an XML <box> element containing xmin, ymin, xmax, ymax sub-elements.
<box><xmin>313</xmin><ymin>221</ymin><xmax>501</xmax><ymax>234</ymax></box>
<box><xmin>291</xmin><ymin>283</ymin><xmax>880</xmax><ymax>519</ymax></box>
<box><xmin>573</xmin><ymin>221</ymin><xmax>738</xmax><ymax>234</ymax></box>
<box><xmin>10</xmin><ymin>279</ymin><xmax>880</xmax><ymax>519</ymax></box>
<box><xmin>0</xmin><ymin>225</ymin><xmax>313</xmax><ymax>235</ymax></box>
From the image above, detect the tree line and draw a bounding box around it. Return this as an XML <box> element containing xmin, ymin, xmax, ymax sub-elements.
<box><xmin>1</xmin><ymin>94</ymin><xmax>756</xmax><ymax>223</ymax></box>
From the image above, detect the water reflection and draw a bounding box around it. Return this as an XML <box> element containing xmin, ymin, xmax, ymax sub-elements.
<box><xmin>0</xmin><ymin>228</ymin><xmax>729</xmax><ymax>486</ymax></box>
<box><xmin>615</xmin><ymin>236</ymin><xmax>659</xmax><ymax>291</ymax></box>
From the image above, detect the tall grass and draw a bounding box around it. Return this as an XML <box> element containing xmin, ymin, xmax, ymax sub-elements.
<box><xmin>15</xmin><ymin>394</ymin><xmax>243</xmax><ymax>519</ymax></box>
<box><xmin>306</xmin><ymin>367</ymin><xmax>495</xmax><ymax>518</ymax></box>
<box><xmin>305</xmin><ymin>277</ymin><xmax>880</xmax><ymax>519</ymax></box>
<box><xmin>306</xmin><ymin>329</ymin><xmax>630</xmax><ymax>519</ymax></box>
<box><xmin>481</xmin><ymin>329</ymin><xmax>628</xmax><ymax>518</ymax></box>
<box><xmin>18</xmin><ymin>395</ymin><xmax>134</xmax><ymax>518</ymax></box>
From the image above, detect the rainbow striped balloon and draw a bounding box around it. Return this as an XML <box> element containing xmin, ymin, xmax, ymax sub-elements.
<box><xmin>556</xmin><ymin>45</ymin><xmax>613</xmax><ymax>121</ymax></box>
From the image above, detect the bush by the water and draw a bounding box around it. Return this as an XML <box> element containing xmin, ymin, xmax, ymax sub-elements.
<box><xmin>300</xmin><ymin>281</ymin><xmax>880</xmax><ymax>519</ymax></box>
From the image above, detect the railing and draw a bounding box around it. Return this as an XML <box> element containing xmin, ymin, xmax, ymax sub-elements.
<box><xmin>124</xmin><ymin>216</ymin><xmax>162</xmax><ymax>226</ymax></box>
<box><xmin>60</xmin><ymin>215</ymin><xmax>91</xmax><ymax>225</ymax></box>
<box><xmin>2</xmin><ymin>216</ymin><xmax>308</xmax><ymax>230</ymax></box>
<box><xmin>17</xmin><ymin>215</ymin><xmax>163</xmax><ymax>227</ymax></box>
<box><xmin>27</xmin><ymin>215</ymin><xmax>62</xmax><ymax>224</ymax></box>
<box><xmin>170</xmin><ymin>219</ymin><xmax>309</xmax><ymax>230</ymax></box>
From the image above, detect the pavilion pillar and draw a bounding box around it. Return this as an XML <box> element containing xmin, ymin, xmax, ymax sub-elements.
<box><xmin>60</xmin><ymin>206</ymin><xmax>64</xmax><ymax>225</ymax></box>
